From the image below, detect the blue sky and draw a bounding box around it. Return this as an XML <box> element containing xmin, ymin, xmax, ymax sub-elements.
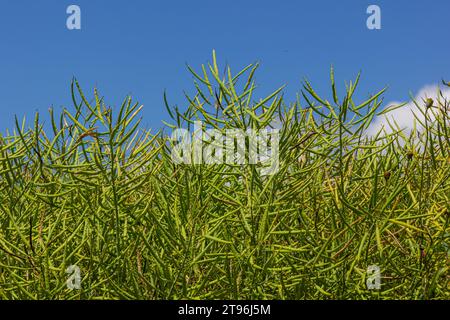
<box><xmin>0</xmin><ymin>0</ymin><xmax>449</xmax><ymax>132</ymax></box>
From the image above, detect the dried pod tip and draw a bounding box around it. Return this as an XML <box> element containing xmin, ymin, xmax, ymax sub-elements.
<box><xmin>384</xmin><ymin>171</ymin><xmax>391</xmax><ymax>180</ymax></box>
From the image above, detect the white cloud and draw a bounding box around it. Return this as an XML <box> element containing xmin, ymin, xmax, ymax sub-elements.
<box><xmin>367</xmin><ymin>84</ymin><xmax>450</xmax><ymax>136</ymax></box>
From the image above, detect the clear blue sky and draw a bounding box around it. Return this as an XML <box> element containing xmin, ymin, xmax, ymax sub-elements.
<box><xmin>0</xmin><ymin>0</ymin><xmax>449</xmax><ymax>131</ymax></box>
